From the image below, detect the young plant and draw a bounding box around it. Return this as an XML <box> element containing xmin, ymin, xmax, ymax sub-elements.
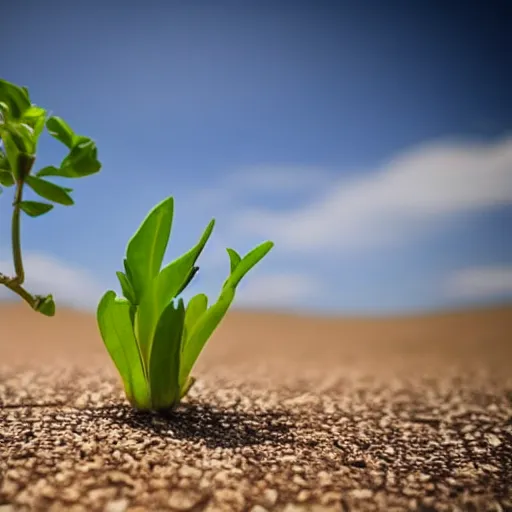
<box><xmin>97</xmin><ymin>196</ymin><xmax>273</xmax><ymax>411</ymax></box>
<box><xmin>0</xmin><ymin>78</ymin><xmax>102</xmax><ymax>315</ymax></box>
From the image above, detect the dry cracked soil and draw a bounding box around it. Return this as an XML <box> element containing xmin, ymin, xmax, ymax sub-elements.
<box><xmin>0</xmin><ymin>303</ymin><xmax>511</xmax><ymax>512</ymax></box>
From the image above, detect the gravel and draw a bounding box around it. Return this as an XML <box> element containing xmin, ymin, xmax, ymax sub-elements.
<box><xmin>1</xmin><ymin>305</ymin><xmax>511</xmax><ymax>511</ymax></box>
<box><xmin>1</xmin><ymin>363</ymin><xmax>511</xmax><ymax>512</ymax></box>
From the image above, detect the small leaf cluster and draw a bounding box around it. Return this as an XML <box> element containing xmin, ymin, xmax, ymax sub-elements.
<box><xmin>97</xmin><ymin>197</ymin><xmax>273</xmax><ymax>412</ymax></box>
<box><xmin>0</xmin><ymin>79</ymin><xmax>101</xmax><ymax>212</ymax></box>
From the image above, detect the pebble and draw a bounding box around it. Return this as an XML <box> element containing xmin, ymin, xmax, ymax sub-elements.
<box><xmin>168</xmin><ymin>490</ymin><xmax>203</xmax><ymax>511</ymax></box>
<box><xmin>262</xmin><ymin>488</ymin><xmax>278</xmax><ymax>507</ymax></box>
<box><xmin>105</xmin><ymin>499</ymin><xmax>129</xmax><ymax>512</ymax></box>
<box><xmin>179</xmin><ymin>465</ymin><xmax>202</xmax><ymax>479</ymax></box>
<box><xmin>350</xmin><ymin>489</ymin><xmax>374</xmax><ymax>499</ymax></box>
<box><xmin>250</xmin><ymin>506</ymin><xmax>269</xmax><ymax>512</ymax></box>
<box><xmin>486</xmin><ymin>433</ymin><xmax>502</xmax><ymax>447</ymax></box>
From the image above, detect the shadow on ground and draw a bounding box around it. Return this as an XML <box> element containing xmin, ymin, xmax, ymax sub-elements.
<box><xmin>108</xmin><ymin>403</ymin><xmax>295</xmax><ymax>449</ymax></box>
<box><xmin>3</xmin><ymin>401</ymin><xmax>295</xmax><ymax>449</ymax></box>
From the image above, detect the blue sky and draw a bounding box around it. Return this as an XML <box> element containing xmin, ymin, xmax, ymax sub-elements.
<box><xmin>1</xmin><ymin>0</ymin><xmax>511</xmax><ymax>315</ymax></box>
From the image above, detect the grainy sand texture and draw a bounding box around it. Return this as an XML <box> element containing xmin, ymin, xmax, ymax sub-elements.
<box><xmin>1</xmin><ymin>303</ymin><xmax>511</xmax><ymax>512</ymax></box>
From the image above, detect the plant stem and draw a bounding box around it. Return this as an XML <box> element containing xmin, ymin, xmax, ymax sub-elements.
<box><xmin>11</xmin><ymin>179</ymin><xmax>25</xmax><ymax>284</ymax></box>
<box><xmin>0</xmin><ymin>272</ymin><xmax>36</xmax><ymax>308</ymax></box>
<box><xmin>0</xmin><ymin>178</ymin><xmax>37</xmax><ymax>310</ymax></box>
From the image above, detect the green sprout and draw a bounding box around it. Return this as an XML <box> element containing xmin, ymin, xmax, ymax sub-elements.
<box><xmin>97</xmin><ymin>196</ymin><xmax>273</xmax><ymax>412</ymax></box>
<box><xmin>0</xmin><ymin>78</ymin><xmax>102</xmax><ymax>316</ymax></box>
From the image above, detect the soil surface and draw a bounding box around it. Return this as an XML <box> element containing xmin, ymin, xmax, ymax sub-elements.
<box><xmin>1</xmin><ymin>303</ymin><xmax>511</xmax><ymax>512</ymax></box>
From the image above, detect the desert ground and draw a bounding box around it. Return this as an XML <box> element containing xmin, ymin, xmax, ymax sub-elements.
<box><xmin>0</xmin><ymin>302</ymin><xmax>511</xmax><ymax>512</ymax></box>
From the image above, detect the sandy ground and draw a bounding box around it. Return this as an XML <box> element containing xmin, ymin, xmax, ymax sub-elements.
<box><xmin>0</xmin><ymin>302</ymin><xmax>511</xmax><ymax>512</ymax></box>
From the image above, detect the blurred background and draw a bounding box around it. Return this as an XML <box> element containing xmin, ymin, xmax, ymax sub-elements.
<box><xmin>1</xmin><ymin>0</ymin><xmax>511</xmax><ymax>318</ymax></box>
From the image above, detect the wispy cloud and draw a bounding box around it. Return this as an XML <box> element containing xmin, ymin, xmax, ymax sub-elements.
<box><xmin>226</xmin><ymin>136</ymin><xmax>512</xmax><ymax>253</ymax></box>
<box><xmin>0</xmin><ymin>252</ymin><xmax>104</xmax><ymax>310</ymax></box>
<box><xmin>445</xmin><ymin>266</ymin><xmax>512</xmax><ymax>300</ymax></box>
<box><xmin>236</xmin><ymin>273</ymin><xmax>322</xmax><ymax>308</ymax></box>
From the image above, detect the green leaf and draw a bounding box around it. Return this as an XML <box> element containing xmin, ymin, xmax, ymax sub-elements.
<box><xmin>97</xmin><ymin>291</ymin><xmax>151</xmax><ymax>409</ymax></box>
<box><xmin>0</xmin><ymin>79</ymin><xmax>31</xmax><ymax>119</ymax></box>
<box><xmin>46</xmin><ymin>116</ymin><xmax>75</xmax><ymax>148</ymax></box>
<box><xmin>226</xmin><ymin>248</ymin><xmax>241</xmax><ymax>273</ymax></box>
<box><xmin>180</xmin><ymin>241</ymin><xmax>274</xmax><ymax>387</ymax></box>
<box><xmin>1</xmin><ymin>130</ymin><xmax>21</xmax><ymax>179</ymax></box>
<box><xmin>126</xmin><ymin>196</ymin><xmax>174</xmax><ymax>304</ymax></box>
<box><xmin>149</xmin><ymin>299</ymin><xmax>185</xmax><ymax>411</ymax></box>
<box><xmin>182</xmin><ymin>293</ymin><xmax>208</xmax><ymax>353</ymax></box>
<box><xmin>157</xmin><ymin>219</ymin><xmax>215</xmax><ymax>303</ymax></box>
<box><xmin>23</xmin><ymin>105</ymin><xmax>46</xmax><ymax>120</ymax></box>
<box><xmin>0</xmin><ymin>150</ymin><xmax>10</xmax><ymax>172</ymax></box>
<box><xmin>180</xmin><ymin>375</ymin><xmax>196</xmax><ymax>399</ymax></box>
<box><xmin>135</xmin><ymin>218</ymin><xmax>214</xmax><ymax>365</ymax></box>
<box><xmin>116</xmin><ymin>271</ymin><xmax>137</xmax><ymax>304</ymax></box>
<box><xmin>59</xmin><ymin>138</ymin><xmax>101</xmax><ymax>177</ymax></box>
<box><xmin>175</xmin><ymin>265</ymin><xmax>199</xmax><ymax>297</ymax></box>
<box><xmin>25</xmin><ymin>175</ymin><xmax>74</xmax><ymax>205</ymax></box>
<box><xmin>179</xmin><ymin>286</ymin><xmax>236</xmax><ymax>388</ymax></box>
<box><xmin>33</xmin><ymin>294</ymin><xmax>56</xmax><ymax>316</ymax></box>
<box><xmin>19</xmin><ymin>200</ymin><xmax>54</xmax><ymax>217</ymax></box>
<box><xmin>23</xmin><ymin>106</ymin><xmax>47</xmax><ymax>139</ymax></box>
<box><xmin>36</xmin><ymin>166</ymin><xmax>60</xmax><ymax>177</ymax></box>
<box><xmin>4</xmin><ymin>121</ymin><xmax>35</xmax><ymax>154</ymax></box>
<box><xmin>0</xmin><ymin>169</ymin><xmax>14</xmax><ymax>186</ymax></box>
<box><xmin>224</xmin><ymin>241</ymin><xmax>274</xmax><ymax>289</ymax></box>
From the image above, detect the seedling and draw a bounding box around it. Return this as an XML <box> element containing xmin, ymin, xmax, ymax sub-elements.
<box><xmin>0</xmin><ymin>78</ymin><xmax>102</xmax><ymax>315</ymax></box>
<box><xmin>97</xmin><ymin>196</ymin><xmax>273</xmax><ymax>411</ymax></box>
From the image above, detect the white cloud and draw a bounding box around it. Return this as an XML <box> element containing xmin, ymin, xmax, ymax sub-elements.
<box><xmin>230</xmin><ymin>136</ymin><xmax>512</xmax><ymax>252</ymax></box>
<box><xmin>445</xmin><ymin>266</ymin><xmax>512</xmax><ymax>299</ymax></box>
<box><xmin>235</xmin><ymin>273</ymin><xmax>321</xmax><ymax>308</ymax></box>
<box><xmin>177</xmin><ymin>165</ymin><xmax>333</xmax><ymax>214</ymax></box>
<box><xmin>0</xmin><ymin>252</ymin><xmax>103</xmax><ymax>310</ymax></box>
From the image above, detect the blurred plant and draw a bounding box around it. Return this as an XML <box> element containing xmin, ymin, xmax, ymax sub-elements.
<box><xmin>0</xmin><ymin>79</ymin><xmax>102</xmax><ymax>316</ymax></box>
<box><xmin>97</xmin><ymin>196</ymin><xmax>273</xmax><ymax>411</ymax></box>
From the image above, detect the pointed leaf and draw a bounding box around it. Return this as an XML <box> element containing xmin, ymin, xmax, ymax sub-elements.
<box><xmin>149</xmin><ymin>299</ymin><xmax>185</xmax><ymax>411</ymax></box>
<box><xmin>225</xmin><ymin>241</ymin><xmax>274</xmax><ymax>289</ymax></box>
<box><xmin>116</xmin><ymin>271</ymin><xmax>136</xmax><ymax>304</ymax></box>
<box><xmin>157</xmin><ymin>219</ymin><xmax>215</xmax><ymax>304</ymax></box>
<box><xmin>126</xmin><ymin>196</ymin><xmax>174</xmax><ymax>303</ymax></box>
<box><xmin>25</xmin><ymin>175</ymin><xmax>74</xmax><ymax>205</ymax></box>
<box><xmin>0</xmin><ymin>79</ymin><xmax>30</xmax><ymax>119</ymax></box>
<box><xmin>135</xmin><ymin>219</ymin><xmax>213</xmax><ymax>364</ymax></box>
<box><xmin>19</xmin><ymin>200</ymin><xmax>54</xmax><ymax>217</ymax></box>
<box><xmin>46</xmin><ymin>116</ymin><xmax>75</xmax><ymax>148</ymax></box>
<box><xmin>175</xmin><ymin>265</ymin><xmax>199</xmax><ymax>297</ymax></box>
<box><xmin>180</xmin><ymin>241</ymin><xmax>274</xmax><ymax>387</ymax></box>
<box><xmin>97</xmin><ymin>291</ymin><xmax>151</xmax><ymax>409</ymax></box>
<box><xmin>179</xmin><ymin>286</ymin><xmax>235</xmax><ymax>388</ymax></box>
<box><xmin>226</xmin><ymin>248</ymin><xmax>241</xmax><ymax>273</ymax></box>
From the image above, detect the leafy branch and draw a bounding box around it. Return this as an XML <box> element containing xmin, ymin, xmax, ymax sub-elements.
<box><xmin>0</xmin><ymin>78</ymin><xmax>102</xmax><ymax>316</ymax></box>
